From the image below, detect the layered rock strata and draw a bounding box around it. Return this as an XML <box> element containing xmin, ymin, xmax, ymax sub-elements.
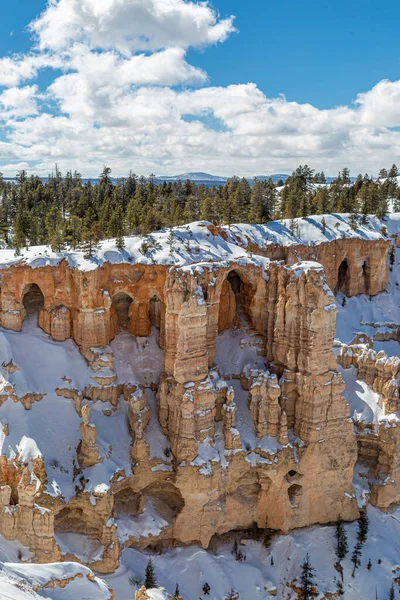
<box><xmin>338</xmin><ymin>343</ymin><xmax>400</xmax><ymax>509</ymax></box>
<box><xmin>0</xmin><ymin>234</ymin><xmax>371</xmax><ymax>572</ymax></box>
<box><xmin>338</xmin><ymin>344</ymin><xmax>400</xmax><ymax>414</ymax></box>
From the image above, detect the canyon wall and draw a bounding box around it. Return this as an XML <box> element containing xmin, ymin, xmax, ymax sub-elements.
<box><xmin>245</xmin><ymin>235</ymin><xmax>390</xmax><ymax>297</ymax></box>
<box><xmin>0</xmin><ymin>231</ymin><xmax>390</xmax><ymax>572</ymax></box>
<box><xmin>338</xmin><ymin>343</ymin><xmax>400</xmax><ymax>510</ymax></box>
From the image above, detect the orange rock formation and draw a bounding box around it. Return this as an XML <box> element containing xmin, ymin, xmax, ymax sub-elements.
<box><xmin>0</xmin><ymin>232</ymin><xmax>391</xmax><ymax>572</ymax></box>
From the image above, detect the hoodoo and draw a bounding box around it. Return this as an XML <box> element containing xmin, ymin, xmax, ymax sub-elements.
<box><xmin>0</xmin><ymin>215</ymin><xmax>398</xmax><ymax>577</ymax></box>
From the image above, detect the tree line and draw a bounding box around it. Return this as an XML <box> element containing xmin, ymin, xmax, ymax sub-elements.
<box><xmin>0</xmin><ymin>163</ymin><xmax>399</xmax><ymax>256</ymax></box>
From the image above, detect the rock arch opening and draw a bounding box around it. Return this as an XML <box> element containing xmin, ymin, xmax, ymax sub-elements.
<box><xmin>113</xmin><ymin>483</ymin><xmax>184</xmax><ymax>529</ymax></box>
<box><xmin>285</xmin><ymin>470</ymin><xmax>299</xmax><ymax>482</ymax></box>
<box><xmin>335</xmin><ymin>259</ymin><xmax>350</xmax><ymax>295</ymax></box>
<box><xmin>288</xmin><ymin>483</ymin><xmax>302</xmax><ymax>507</ymax></box>
<box><xmin>54</xmin><ymin>506</ymin><xmax>103</xmax><ymax>550</ymax></box>
<box><xmin>112</xmin><ymin>292</ymin><xmax>133</xmax><ymax>332</ymax></box>
<box><xmin>362</xmin><ymin>260</ymin><xmax>370</xmax><ymax>294</ymax></box>
<box><xmin>232</xmin><ymin>471</ymin><xmax>261</xmax><ymax>506</ymax></box>
<box><xmin>142</xmin><ymin>482</ymin><xmax>184</xmax><ymax>522</ymax></box>
<box><xmin>22</xmin><ymin>284</ymin><xmax>44</xmax><ymax>324</ymax></box>
<box><xmin>218</xmin><ymin>270</ymin><xmax>254</xmax><ymax>333</ymax></box>
<box><xmin>113</xmin><ymin>487</ymin><xmax>142</xmax><ymax>518</ymax></box>
<box><xmin>54</xmin><ymin>506</ymin><xmax>85</xmax><ymax>533</ymax></box>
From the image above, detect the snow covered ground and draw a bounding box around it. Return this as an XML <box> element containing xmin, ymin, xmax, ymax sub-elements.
<box><xmin>0</xmin><ymin>315</ymin><xmax>167</xmax><ymax>501</ymax></box>
<box><xmin>103</xmin><ymin>505</ymin><xmax>400</xmax><ymax>600</ymax></box>
<box><xmin>2</xmin><ymin>505</ymin><xmax>400</xmax><ymax>599</ymax></box>
<box><xmin>0</xmin><ymin>559</ymin><xmax>113</xmax><ymax>599</ymax></box>
<box><xmin>334</xmin><ymin>246</ymin><xmax>400</xmax><ymax>431</ymax></box>
<box><xmin>0</xmin><ymin>213</ymin><xmax>398</xmax><ymax>272</ymax></box>
<box><xmin>335</xmin><ymin>245</ymin><xmax>400</xmax><ymax>344</ymax></box>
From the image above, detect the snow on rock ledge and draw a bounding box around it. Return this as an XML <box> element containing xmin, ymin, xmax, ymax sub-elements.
<box><xmin>0</xmin><ymin>213</ymin><xmax>397</xmax><ymax>272</ymax></box>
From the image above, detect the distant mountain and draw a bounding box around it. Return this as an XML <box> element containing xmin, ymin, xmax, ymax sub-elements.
<box><xmin>157</xmin><ymin>172</ymin><xmax>227</xmax><ymax>183</ymax></box>
<box><xmin>325</xmin><ymin>175</ymin><xmax>357</xmax><ymax>183</ymax></box>
<box><xmin>2</xmin><ymin>172</ymin><xmax>357</xmax><ymax>186</ymax></box>
<box><xmin>252</xmin><ymin>174</ymin><xmax>290</xmax><ymax>183</ymax></box>
<box><xmin>156</xmin><ymin>172</ymin><xmax>294</xmax><ymax>185</ymax></box>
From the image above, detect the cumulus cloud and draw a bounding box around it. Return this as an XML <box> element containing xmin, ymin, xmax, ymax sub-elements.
<box><xmin>0</xmin><ymin>54</ymin><xmax>62</xmax><ymax>87</ymax></box>
<box><xmin>0</xmin><ymin>0</ymin><xmax>400</xmax><ymax>177</ymax></box>
<box><xmin>30</xmin><ymin>0</ymin><xmax>235</xmax><ymax>53</ymax></box>
<box><xmin>0</xmin><ymin>85</ymin><xmax>39</xmax><ymax>118</ymax></box>
<box><xmin>356</xmin><ymin>79</ymin><xmax>400</xmax><ymax>128</ymax></box>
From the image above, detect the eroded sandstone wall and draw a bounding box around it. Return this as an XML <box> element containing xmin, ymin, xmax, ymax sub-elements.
<box><xmin>241</xmin><ymin>232</ymin><xmax>389</xmax><ymax>297</ymax></box>
<box><xmin>0</xmin><ymin>247</ymin><xmax>362</xmax><ymax>572</ymax></box>
<box><xmin>338</xmin><ymin>343</ymin><xmax>400</xmax><ymax>511</ymax></box>
<box><xmin>0</xmin><ymin>262</ymin><xmax>167</xmax><ymax>348</ymax></box>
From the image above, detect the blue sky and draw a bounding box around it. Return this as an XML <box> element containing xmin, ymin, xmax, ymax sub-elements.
<box><xmin>0</xmin><ymin>0</ymin><xmax>399</xmax><ymax>177</ymax></box>
<box><xmin>3</xmin><ymin>0</ymin><xmax>400</xmax><ymax>108</ymax></box>
<box><xmin>194</xmin><ymin>0</ymin><xmax>400</xmax><ymax>108</ymax></box>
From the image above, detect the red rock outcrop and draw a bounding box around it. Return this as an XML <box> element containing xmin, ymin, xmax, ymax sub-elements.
<box><xmin>0</xmin><ymin>234</ymin><xmax>376</xmax><ymax>571</ymax></box>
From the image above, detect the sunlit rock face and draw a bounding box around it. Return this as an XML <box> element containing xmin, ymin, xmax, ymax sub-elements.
<box><xmin>1</xmin><ymin>229</ymin><xmax>388</xmax><ymax>573</ymax></box>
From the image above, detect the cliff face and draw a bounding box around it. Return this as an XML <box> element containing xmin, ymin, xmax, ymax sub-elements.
<box><xmin>0</xmin><ymin>224</ymin><xmax>391</xmax><ymax>573</ymax></box>
<box><xmin>246</xmin><ymin>236</ymin><xmax>389</xmax><ymax>297</ymax></box>
<box><xmin>338</xmin><ymin>343</ymin><xmax>400</xmax><ymax>510</ymax></box>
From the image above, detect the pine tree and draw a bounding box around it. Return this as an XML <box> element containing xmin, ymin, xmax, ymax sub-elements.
<box><xmin>349</xmin><ymin>210</ymin><xmax>358</xmax><ymax>231</ymax></box>
<box><xmin>45</xmin><ymin>205</ymin><xmax>65</xmax><ymax>252</ymax></box>
<box><xmin>300</xmin><ymin>554</ymin><xmax>318</xmax><ymax>599</ymax></box>
<box><xmin>202</xmin><ymin>582</ymin><xmax>210</xmax><ymax>595</ymax></box>
<box><xmin>376</xmin><ymin>193</ymin><xmax>389</xmax><ymax>220</ymax></box>
<box><xmin>351</xmin><ymin>541</ymin><xmax>362</xmax><ymax>577</ymax></box>
<box><xmin>367</xmin><ymin>558</ymin><xmax>372</xmax><ymax>570</ymax></box>
<box><xmin>68</xmin><ymin>215</ymin><xmax>83</xmax><ymax>249</ymax></box>
<box><xmin>174</xmin><ymin>582</ymin><xmax>180</xmax><ymax>598</ymax></box>
<box><xmin>13</xmin><ymin>205</ymin><xmax>27</xmax><ymax>254</ymax></box>
<box><xmin>357</xmin><ymin>510</ymin><xmax>369</xmax><ymax>546</ymax></box>
<box><xmin>116</xmin><ymin>230</ymin><xmax>125</xmax><ymax>251</ymax></box>
<box><xmin>0</xmin><ymin>205</ymin><xmax>9</xmax><ymax>246</ymax></box>
<box><xmin>144</xmin><ymin>558</ymin><xmax>157</xmax><ymax>589</ymax></box>
<box><xmin>167</xmin><ymin>229</ymin><xmax>175</xmax><ymax>255</ymax></box>
<box><xmin>200</xmin><ymin>196</ymin><xmax>217</xmax><ymax>224</ymax></box>
<box><xmin>114</xmin><ymin>205</ymin><xmax>126</xmax><ymax>250</ymax></box>
<box><xmin>233</xmin><ymin>178</ymin><xmax>251</xmax><ymax>222</ymax></box>
<box><xmin>249</xmin><ymin>181</ymin><xmax>264</xmax><ymax>224</ymax></box>
<box><xmin>222</xmin><ymin>178</ymin><xmax>237</xmax><ymax>227</ymax></box>
<box><xmin>389</xmin><ymin>582</ymin><xmax>395</xmax><ymax>600</ymax></box>
<box><xmin>334</xmin><ymin>518</ymin><xmax>348</xmax><ymax>564</ymax></box>
<box><xmin>139</xmin><ymin>240</ymin><xmax>149</xmax><ymax>255</ymax></box>
<box><xmin>183</xmin><ymin>195</ymin><xmax>200</xmax><ymax>223</ymax></box>
<box><xmin>321</xmin><ymin>216</ymin><xmax>326</xmax><ymax>235</ymax></box>
<box><xmin>82</xmin><ymin>221</ymin><xmax>101</xmax><ymax>259</ymax></box>
<box><xmin>125</xmin><ymin>196</ymin><xmax>142</xmax><ymax>233</ymax></box>
<box><xmin>389</xmin><ymin>246</ymin><xmax>395</xmax><ymax>271</ymax></box>
<box><xmin>336</xmin><ymin>578</ymin><xmax>344</xmax><ymax>596</ymax></box>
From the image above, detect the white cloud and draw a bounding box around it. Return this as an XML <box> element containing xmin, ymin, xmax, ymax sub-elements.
<box><xmin>0</xmin><ymin>161</ymin><xmax>30</xmax><ymax>175</ymax></box>
<box><xmin>30</xmin><ymin>0</ymin><xmax>235</xmax><ymax>53</ymax></box>
<box><xmin>0</xmin><ymin>85</ymin><xmax>39</xmax><ymax>118</ymax></box>
<box><xmin>0</xmin><ymin>2</ymin><xmax>399</xmax><ymax>177</ymax></box>
<box><xmin>2</xmin><ymin>79</ymin><xmax>400</xmax><ymax>178</ymax></box>
<box><xmin>356</xmin><ymin>79</ymin><xmax>400</xmax><ymax>128</ymax></box>
<box><xmin>0</xmin><ymin>54</ymin><xmax>62</xmax><ymax>87</ymax></box>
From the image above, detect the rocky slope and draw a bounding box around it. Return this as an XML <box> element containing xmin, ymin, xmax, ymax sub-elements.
<box><xmin>0</xmin><ymin>213</ymin><xmax>399</xmax><ymax>598</ymax></box>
